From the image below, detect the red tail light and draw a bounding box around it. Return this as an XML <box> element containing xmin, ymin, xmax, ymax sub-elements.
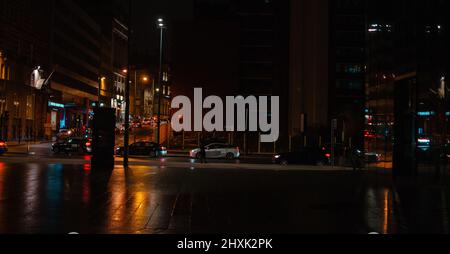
<box><xmin>0</xmin><ymin>142</ymin><xmax>6</xmax><ymax>146</ymax></box>
<box><xmin>325</xmin><ymin>153</ymin><xmax>331</xmax><ymax>158</ymax></box>
<box><xmin>86</xmin><ymin>142</ymin><xmax>91</xmax><ymax>147</ymax></box>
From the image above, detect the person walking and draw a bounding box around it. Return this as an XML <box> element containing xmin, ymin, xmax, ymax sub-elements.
<box><xmin>351</xmin><ymin>148</ymin><xmax>364</xmax><ymax>171</ymax></box>
<box><xmin>199</xmin><ymin>138</ymin><xmax>207</xmax><ymax>164</ymax></box>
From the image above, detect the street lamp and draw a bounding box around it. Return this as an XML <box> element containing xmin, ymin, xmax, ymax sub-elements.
<box><xmin>156</xmin><ymin>18</ymin><xmax>166</xmax><ymax>146</ymax></box>
<box><xmin>124</xmin><ymin>0</ymin><xmax>132</xmax><ymax>169</ymax></box>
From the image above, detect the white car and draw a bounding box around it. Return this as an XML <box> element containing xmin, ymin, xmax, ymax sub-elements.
<box><xmin>190</xmin><ymin>143</ymin><xmax>240</xmax><ymax>160</ymax></box>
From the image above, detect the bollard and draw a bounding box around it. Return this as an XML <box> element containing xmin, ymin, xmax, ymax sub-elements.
<box><xmin>289</xmin><ymin>135</ymin><xmax>292</xmax><ymax>152</ymax></box>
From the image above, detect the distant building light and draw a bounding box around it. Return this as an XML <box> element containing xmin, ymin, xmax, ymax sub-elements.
<box><xmin>418</xmin><ymin>138</ymin><xmax>431</xmax><ymax>144</ymax></box>
<box><xmin>368</xmin><ymin>23</ymin><xmax>392</xmax><ymax>33</ymax></box>
<box><xmin>417</xmin><ymin>111</ymin><xmax>435</xmax><ymax>117</ymax></box>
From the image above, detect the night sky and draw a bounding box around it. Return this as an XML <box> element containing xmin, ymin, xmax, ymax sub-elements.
<box><xmin>132</xmin><ymin>0</ymin><xmax>194</xmax><ymax>55</ymax></box>
<box><xmin>132</xmin><ymin>0</ymin><xmax>240</xmax><ymax>99</ymax></box>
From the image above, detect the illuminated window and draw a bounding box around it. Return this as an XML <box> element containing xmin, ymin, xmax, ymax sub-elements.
<box><xmin>26</xmin><ymin>95</ymin><xmax>34</xmax><ymax>120</ymax></box>
<box><xmin>0</xmin><ymin>97</ymin><xmax>6</xmax><ymax>115</ymax></box>
<box><xmin>0</xmin><ymin>51</ymin><xmax>6</xmax><ymax>80</ymax></box>
<box><xmin>13</xmin><ymin>94</ymin><xmax>20</xmax><ymax>118</ymax></box>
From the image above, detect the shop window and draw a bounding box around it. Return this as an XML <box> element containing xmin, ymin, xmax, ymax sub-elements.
<box><xmin>0</xmin><ymin>51</ymin><xmax>7</xmax><ymax>80</ymax></box>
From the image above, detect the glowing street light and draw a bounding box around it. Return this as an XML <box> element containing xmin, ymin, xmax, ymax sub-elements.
<box><xmin>156</xmin><ymin>17</ymin><xmax>166</xmax><ymax>145</ymax></box>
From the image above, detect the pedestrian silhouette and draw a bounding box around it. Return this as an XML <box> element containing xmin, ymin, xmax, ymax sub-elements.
<box><xmin>351</xmin><ymin>149</ymin><xmax>364</xmax><ymax>171</ymax></box>
<box><xmin>200</xmin><ymin>139</ymin><xmax>207</xmax><ymax>164</ymax></box>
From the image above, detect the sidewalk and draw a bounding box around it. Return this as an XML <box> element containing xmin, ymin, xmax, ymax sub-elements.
<box><xmin>5</xmin><ymin>140</ymin><xmax>51</xmax><ymax>147</ymax></box>
<box><xmin>167</xmin><ymin>149</ymin><xmax>275</xmax><ymax>159</ymax></box>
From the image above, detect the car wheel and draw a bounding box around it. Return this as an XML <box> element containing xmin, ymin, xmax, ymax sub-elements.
<box><xmin>280</xmin><ymin>160</ymin><xmax>289</xmax><ymax>166</ymax></box>
<box><xmin>226</xmin><ymin>153</ymin><xmax>235</xmax><ymax>160</ymax></box>
<box><xmin>149</xmin><ymin>151</ymin><xmax>156</xmax><ymax>158</ymax></box>
<box><xmin>53</xmin><ymin>147</ymin><xmax>60</xmax><ymax>154</ymax></box>
<box><xmin>196</xmin><ymin>153</ymin><xmax>202</xmax><ymax>159</ymax></box>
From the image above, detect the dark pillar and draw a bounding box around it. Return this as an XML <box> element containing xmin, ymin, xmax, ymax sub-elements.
<box><xmin>393</xmin><ymin>75</ymin><xmax>417</xmax><ymax>178</ymax></box>
<box><xmin>92</xmin><ymin>108</ymin><xmax>116</xmax><ymax>170</ymax></box>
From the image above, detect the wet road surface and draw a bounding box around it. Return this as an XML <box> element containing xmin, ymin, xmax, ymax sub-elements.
<box><xmin>0</xmin><ymin>160</ymin><xmax>449</xmax><ymax>234</ymax></box>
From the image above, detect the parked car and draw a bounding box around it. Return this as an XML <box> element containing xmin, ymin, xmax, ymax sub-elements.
<box><xmin>57</xmin><ymin>129</ymin><xmax>73</xmax><ymax>140</ymax></box>
<box><xmin>0</xmin><ymin>140</ymin><xmax>8</xmax><ymax>155</ymax></box>
<box><xmin>190</xmin><ymin>143</ymin><xmax>240</xmax><ymax>160</ymax></box>
<box><xmin>116</xmin><ymin>142</ymin><xmax>167</xmax><ymax>157</ymax></box>
<box><xmin>365</xmin><ymin>151</ymin><xmax>382</xmax><ymax>163</ymax></box>
<box><xmin>273</xmin><ymin>147</ymin><xmax>329</xmax><ymax>166</ymax></box>
<box><xmin>322</xmin><ymin>143</ymin><xmax>347</xmax><ymax>159</ymax></box>
<box><xmin>52</xmin><ymin>137</ymin><xmax>90</xmax><ymax>154</ymax></box>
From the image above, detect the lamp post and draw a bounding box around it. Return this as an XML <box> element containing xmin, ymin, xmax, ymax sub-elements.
<box><xmin>156</xmin><ymin>18</ymin><xmax>166</xmax><ymax>146</ymax></box>
<box><xmin>124</xmin><ymin>0</ymin><xmax>132</xmax><ymax>169</ymax></box>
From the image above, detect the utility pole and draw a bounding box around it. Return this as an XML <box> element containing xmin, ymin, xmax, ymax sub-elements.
<box><xmin>134</xmin><ymin>70</ymin><xmax>138</xmax><ymax>116</ymax></box>
<box><xmin>156</xmin><ymin>18</ymin><xmax>165</xmax><ymax>145</ymax></box>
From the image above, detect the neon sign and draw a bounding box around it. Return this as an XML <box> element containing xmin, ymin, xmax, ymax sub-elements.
<box><xmin>48</xmin><ymin>101</ymin><xmax>65</xmax><ymax>109</ymax></box>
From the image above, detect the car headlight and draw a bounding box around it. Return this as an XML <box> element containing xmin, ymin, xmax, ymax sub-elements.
<box><xmin>274</xmin><ymin>155</ymin><xmax>281</xmax><ymax>159</ymax></box>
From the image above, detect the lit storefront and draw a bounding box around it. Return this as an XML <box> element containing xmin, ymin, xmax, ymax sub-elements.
<box><xmin>112</xmin><ymin>73</ymin><xmax>126</xmax><ymax>123</ymax></box>
<box><xmin>47</xmin><ymin>101</ymin><xmax>65</xmax><ymax>137</ymax></box>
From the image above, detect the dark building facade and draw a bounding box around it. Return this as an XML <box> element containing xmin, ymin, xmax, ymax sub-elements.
<box><xmin>75</xmin><ymin>0</ymin><xmax>130</xmax><ymax>123</ymax></box>
<box><xmin>289</xmin><ymin>0</ymin><xmax>366</xmax><ymax>153</ymax></box>
<box><xmin>176</xmin><ymin>0</ymin><xmax>290</xmax><ymax>153</ymax></box>
<box><xmin>289</xmin><ymin>0</ymin><xmax>330</xmax><ymax>148</ymax></box>
<box><xmin>1</xmin><ymin>0</ymin><xmax>129</xmax><ymax>141</ymax></box>
<box><xmin>329</xmin><ymin>0</ymin><xmax>366</xmax><ymax>150</ymax></box>
<box><xmin>232</xmin><ymin>0</ymin><xmax>290</xmax><ymax>153</ymax></box>
<box><xmin>0</xmin><ymin>0</ymin><xmax>51</xmax><ymax>141</ymax></box>
<box><xmin>48</xmin><ymin>0</ymin><xmax>103</xmax><ymax>136</ymax></box>
<box><xmin>365</xmin><ymin>0</ymin><xmax>395</xmax><ymax>165</ymax></box>
<box><xmin>365</xmin><ymin>0</ymin><xmax>449</xmax><ymax>174</ymax></box>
